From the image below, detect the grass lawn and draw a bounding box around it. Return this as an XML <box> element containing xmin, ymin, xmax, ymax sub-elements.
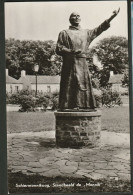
<box><xmin>7</xmin><ymin>111</ymin><xmax>55</xmax><ymax>133</ymax></box>
<box><xmin>101</xmin><ymin>106</ymin><xmax>130</xmax><ymax>133</ymax></box>
<box><xmin>7</xmin><ymin>106</ymin><xmax>130</xmax><ymax>133</ymax></box>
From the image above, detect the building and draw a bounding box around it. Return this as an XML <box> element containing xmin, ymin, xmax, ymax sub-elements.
<box><xmin>18</xmin><ymin>70</ymin><xmax>60</xmax><ymax>93</ymax></box>
<box><xmin>6</xmin><ymin>69</ymin><xmax>60</xmax><ymax>93</ymax></box>
<box><xmin>108</xmin><ymin>71</ymin><xmax>128</xmax><ymax>93</ymax></box>
<box><xmin>6</xmin><ymin>69</ymin><xmax>23</xmax><ymax>93</ymax></box>
<box><xmin>7</xmin><ymin>69</ymin><xmax>128</xmax><ymax>95</ymax></box>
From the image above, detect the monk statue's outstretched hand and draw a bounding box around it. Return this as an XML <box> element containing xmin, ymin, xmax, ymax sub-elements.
<box><xmin>107</xmin><ymin>7</ymin><xmax>120</xmax><ymax>23</ymax></box>
<box><xmin>113</xmin><ymin>7</ymin><xmax>120</xmax><ymax>16</ymax></box>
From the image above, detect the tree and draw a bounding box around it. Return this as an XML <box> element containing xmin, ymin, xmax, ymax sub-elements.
<box><xmin>5</xmin><ymin>36</ymin><xmax>128</xmax><ymax>86</ymax></box>
<box><xmin>87</xmin><ymin>36</ymin><xmax>128</xmax><ymax>88</ymax></box>
<box><xmin>5</xmin><ymin>39</ymin><xmax>62</xmax><ymax>79</ymax></box>
<box><xmin>5</xmin><ymin>38</ymin><xmax>22</xmax><ymax>78</ymax></box>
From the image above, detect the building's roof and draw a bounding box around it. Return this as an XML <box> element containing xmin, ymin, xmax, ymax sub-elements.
<box><xmin>108</xmin><ymin>74</ymin><xmax>124</xmax><ymax>84</ymax></box>
<box><xmin>18</xmin><ymin>75</ymin><xmax>60</xmax><ymax>84</ymax></box>
<box><xmin>6</xmin><ymin>75</ymin><xmax>19</xmax><ymax>84</ymax></box>
<box><xmin>18</xmin><ymin>76</ymin><xmax>30</xmax><ymax>84</ymax></box>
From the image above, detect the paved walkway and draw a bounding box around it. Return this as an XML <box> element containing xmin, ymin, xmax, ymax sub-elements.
<box><xmin>7</xmin><ymin>131</ymin><xmax>130</xmax><ymax>180</ymax></box>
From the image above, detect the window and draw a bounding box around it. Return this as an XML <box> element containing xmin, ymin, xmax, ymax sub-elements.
<box><xmin>47</xmin><ymin>86</ymin><xmax>51</xmax><ymax>93</ymax></box>
<box><xmin>10</xmin><ymin>85</ymin><xmax>12</xmax><ymax>93</ymax></box>
<box><xmin>15</xmin><ymin>86</ymin><xmax>19</xmax><ymax>92</ymax></box>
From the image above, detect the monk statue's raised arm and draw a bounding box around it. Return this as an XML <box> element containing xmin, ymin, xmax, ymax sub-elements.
<box><xmin>56</xmin><ymin>9</ymin><xmax>120</xmax><ymax>110</ymax></box>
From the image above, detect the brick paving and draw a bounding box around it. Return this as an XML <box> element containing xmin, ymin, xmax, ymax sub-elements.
<box><xmin>7</xmin><ymin>131</ymin><xmax>131</xmax><ymax>180</ymax></box>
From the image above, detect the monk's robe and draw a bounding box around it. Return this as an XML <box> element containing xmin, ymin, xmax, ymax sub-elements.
<box><xmin>56</xmin><ymin>20</ymin><xmax>110</xmax><ymax>109</ymax></box>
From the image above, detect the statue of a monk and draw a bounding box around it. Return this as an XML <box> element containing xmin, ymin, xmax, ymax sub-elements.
<box><xmin>56</xmin><ymin>9</ymin><xmax>120</xmax><ymax>110</ymax></box>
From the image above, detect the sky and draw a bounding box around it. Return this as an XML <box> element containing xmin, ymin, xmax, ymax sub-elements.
<box><xmin>5</xmin><ymin>1</ymin><xmax>128</xmax><ymax>47</ymax></box>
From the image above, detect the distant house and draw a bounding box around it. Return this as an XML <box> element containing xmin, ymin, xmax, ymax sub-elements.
<box><xmin>18</xmin><ymin>70</ymin><xmax>60</xmax><ymax>93</ymax></box>
<box><xmin>108</xmin><ymin>71</ymin><xmax>128</xmax><ymax>93</ymax></box>
<box><xmin>6</xmin><ymin>69</ymin><xmax>60</xmax><ymax>93</ymax></box>
<box><xmin>6</xmin><ymin>69</ymin><xmax>23</xmax><ymax>93</ymax></box>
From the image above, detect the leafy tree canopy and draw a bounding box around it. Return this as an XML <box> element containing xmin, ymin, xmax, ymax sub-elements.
<box><xmin>87</xmin><ymin>36</ymin><xmax>128</xmax><ymax>88</ymax></box>
<box><xmin>6</xmin><ymin>36</ymin><xmax>128</xmax><ymax>88</ymax></box>
<box><xmin>5</xmin><ymin>38</ymin><xmax>62</xmax><ymax>79</ymax></box>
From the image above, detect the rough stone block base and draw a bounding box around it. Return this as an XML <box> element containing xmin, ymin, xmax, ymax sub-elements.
<box><xmin>54</xmin><ymin>111</ymin><xmax>101</xmax><ymax>148</ymax></box>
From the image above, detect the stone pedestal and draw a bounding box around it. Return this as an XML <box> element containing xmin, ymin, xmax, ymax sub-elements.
<box><xmin>54</xmin><ymin>111</ymin><xmax>101</xmax><ymax>148</ymax></box>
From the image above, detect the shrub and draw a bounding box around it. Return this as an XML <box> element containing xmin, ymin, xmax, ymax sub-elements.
<box><xmin>7</xmin><ymin>89</ymin><xmax>122</xmax><ymax>111</ymax></box>
<box><xmin>18</xmin><ymin>90</ymin><xmax>36</xmax><ymax>111</ymax></box>
<box><xmin>8</xmin><ymin>93</ymin><xmax>20</xmax><ymax>105</ymax></box>
<box><xmin>7</xmin><ymin>90</ymin><xmax>36</xmax><ymax>112</ymax></box>
<box><xmin>51</xmin><ymin>96</ymin><xmax>59</xmax><ymax>110</ymax></box>
<box><xmin>36</xmin><ymin>95</ymin><xmax>49</xmax><ymax>110</ymax></box>
<box><xmin>7</xmin><ymin>90</ymin><xmax>59</xmax><ymax>112</ymax></box>
<box><xmin>101</xmin><ymin>89</ymin><xmax>122</xmax><ymax>107</ymax></box>
<box><xmin>19</xmin><ymin>95</ymin><xmax>36</xmax><ymax>112</ymax></box>
<box><xmin>50</xmin><ymin>91</ymin><xmax>59</xmax><ymax>110</ymax></box>
<box><xmin>94</xmin><ymin>94</ymin><xmax>102</xmax><ymax>108</ymax></box>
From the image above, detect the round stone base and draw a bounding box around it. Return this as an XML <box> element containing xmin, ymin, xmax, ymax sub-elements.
<box><xmin>54</xmin><ymin>111</ymin><xmax>101</xmax><ymax>148</ymax></box>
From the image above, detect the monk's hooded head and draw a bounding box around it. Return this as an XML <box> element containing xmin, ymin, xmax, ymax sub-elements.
<box><xmin>69</xmin><ymin>12</ymin><xmax>81</xmax><ymax>26</ymax></box>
